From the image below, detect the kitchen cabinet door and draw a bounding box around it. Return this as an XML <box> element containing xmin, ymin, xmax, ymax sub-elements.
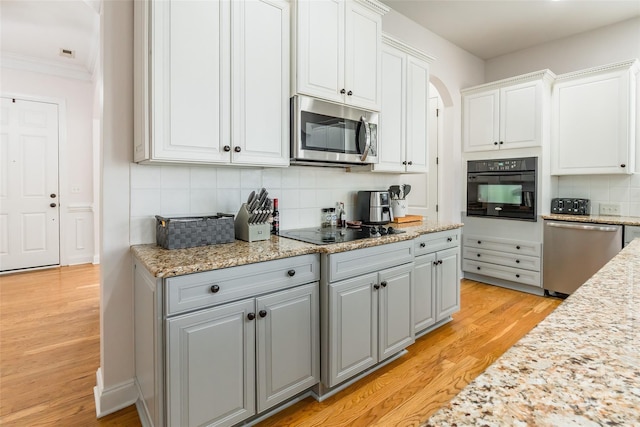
<box><xmin>552</xmin><ymin>60</ymin><xmax>639</xmax><ymax>175</ymax></box>
<box><xmin>327</xmin><ymin>273</ymin><xmax>378</xmax><ymax>388</ymax></box>
<box><xmin>166</xmin><ymin>299</ymin><xmax>256</xmax><ymax>427</ymax></box>
<box><xmin>414</xmin><ymin>253</ymin><xmax>436</xmax><ymax>333</ymax></box>
<box><xmin>231</xmin><ymin>0</ymin><xmax>290</xmax><ymax>166</ymax></box>
<box><xmin>147</xmin><ymin>0</ymin><xmax>231</xmax><ymax>163</ymax></box>
<box><xmin>463</xmin><ymin>89</ymin><xmax>500</xmax><ymax>152</ymax></box>
<box><xmin>500</xmin><ymin>80</ymin><xmax>542</xmax><ymax>150</ymax></box>
<box><xmin>344</xmin><ymin>0</ymin><xmax>382</xmax><ymax>110</ymax></box>
<box><xmin>295</xmin><ymin>0</ymin><xmax>344</xmax><ymax>104</ymax></box>
<box><xmin>378</xmin><ymin>263</ymin><xmax>415</xmax><ymax>360</ymax></box>
<box><xmin>435</xmin><ymin>247</ymin><xmax>460</xmax><ymax>322</ymax></box>
<box><xmin>405</xmin><ymin>55</ymin><xmax>430</xmax><ymax>172</ymax></box>
<box><xmin>256</xmin><ymin>283</ymin><xmax>319</xmax><ymax>412</ymax></box>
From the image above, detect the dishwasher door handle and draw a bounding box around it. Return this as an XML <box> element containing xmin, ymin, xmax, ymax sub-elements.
<box><xmin>546</xmin><ymin>222</ymin><xmax>620</xmax><ymax>232</ymax></box>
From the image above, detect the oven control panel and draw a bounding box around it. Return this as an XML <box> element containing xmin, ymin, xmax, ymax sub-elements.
<box><xmin>550</xmin><ymin>198</ymin><xmax>590</xmax><ymax>215</ymax></box>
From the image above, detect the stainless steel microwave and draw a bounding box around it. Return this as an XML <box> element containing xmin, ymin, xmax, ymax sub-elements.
<box><xmin>290</xmin><ymin>95</ymin><xmax>378</xmax><ymax>167</ymax></box>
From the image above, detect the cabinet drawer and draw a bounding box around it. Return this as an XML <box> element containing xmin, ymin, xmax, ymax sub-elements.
<box><xmin>464</xmin><ymin>247</ymin><xmax>540</xmax><ymax>272</ymax></box>
<box><xmin>165</xmin><ymin>254</ymin><xmax>320</xmax><ymax>315</ymax></box>
<box><xmin>463</xmin><ymin>259</ymin><xmax>541</xmax><ymax>287</ymax></box>
<box><xmin>414</xmin><ymin>229</ymin><xmax>460</xmax><ymax>256</ymax></box>
<box><xmin>463</xmin><ymin>234</ymin><xmax>540</xmax><ymax>258</ymax></box>
<box><xmin>327</xmin><ymin>241</ymin><xmax>413</xmax><ymax>283</ymax></box>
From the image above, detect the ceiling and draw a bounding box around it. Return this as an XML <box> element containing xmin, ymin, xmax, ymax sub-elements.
<box><xmin>381</xmin><ymin>0</ymin><xmax>640</xmax><ymax>59</ymax></box>
<box><xmin>0</xmin><ymin>0</ymin><xmax>638</xmax><ymax>77</ymax></box>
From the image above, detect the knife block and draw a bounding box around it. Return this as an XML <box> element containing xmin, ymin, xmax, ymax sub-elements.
<box><xmin>235</xmin><ymin>203</ymin><xmax>271</xmax><ymax>242</ymax></box>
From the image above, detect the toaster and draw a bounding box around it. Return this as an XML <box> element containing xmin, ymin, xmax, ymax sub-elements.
<box><xmin>550</xmin><ymin>198</ymin><xmax>590</xmax><ymax>215</ymax></box>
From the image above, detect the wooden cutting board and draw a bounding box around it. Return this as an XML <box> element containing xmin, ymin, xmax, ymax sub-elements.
<box><xmin>392</xmin><ymin>215</ymin><xmax>423</xmax><ymax>224</ymax></box>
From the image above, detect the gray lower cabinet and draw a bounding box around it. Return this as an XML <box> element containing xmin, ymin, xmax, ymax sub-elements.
<box><xmin>134</xmin><ymin>254</ymin><xmax>320</xmax><ymax>427</ymax></box>
<box><xmin>414</xmin><ymin>229</ymin><xmax>461</xmax><ymax>333</ymax></box>
<box><xmin>322</xmin><ymin>241</ymin><xmax>415</xmax><ymax>388</ymax></box>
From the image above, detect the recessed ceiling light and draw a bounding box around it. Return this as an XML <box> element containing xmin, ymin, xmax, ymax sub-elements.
<box><xmin>59</xmin><ymin>48</ymin><xmax>75</xmax><ymax>58</ymax></box>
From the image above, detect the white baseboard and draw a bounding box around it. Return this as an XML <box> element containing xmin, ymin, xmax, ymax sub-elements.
<box><xmin>94</xmin><ymin>368</ymin><xmax>139</xmax><ymax>418</ymax></box>
<box><xmin>93</xmin><ymin>254</ymin><xmax>101</xmax><ymax>264</ymax></box>
<box><xmin>67</xmin><ymin>255</ymin><xmax>95</xmax><ymax>266</ymax></box>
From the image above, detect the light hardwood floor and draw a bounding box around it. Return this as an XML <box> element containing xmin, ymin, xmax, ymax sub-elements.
<box><xmin>0</xmin><ymin>264</ymin><xmax>561</xmax><ymax>426</ymax></box>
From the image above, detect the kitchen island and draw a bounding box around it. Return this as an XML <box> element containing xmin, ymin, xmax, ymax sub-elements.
<box><xmin>424</xmin><ymin>238</ymin><xmax>640</xmax><ymax>426</ymax></box>
<box><xmin>131</xmin><ymin>219</ymin><xmax>463</xmax><ymax>277</ymax></box>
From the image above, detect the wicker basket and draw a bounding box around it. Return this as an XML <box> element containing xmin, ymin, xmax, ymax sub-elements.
<box><xmin>155</xmin><ymin>215</ymin><xmax>234</xmax><ymax>249</ymax></box>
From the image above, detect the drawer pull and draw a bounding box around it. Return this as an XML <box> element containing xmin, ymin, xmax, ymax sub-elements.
<box><xmin>420</xmin><ymin>243</ymin><xmax>426</xmax><ymax>248</ymax></box>
<box><xmin>374</xmin><ymin>284</ymin><xmax>380</xmax><ymax>290</ymax></box>
<box><xmin>516</xmin><ymin>259</ymin><xmax>520</xmax><ymax>263</ymax></box>
<box><xmin>516</xmin><ymin>245</ymin><xmax>521</xmax><ymax>250</ymax></box>
<box><xmin>447</xmin><ymin>237</ymin><xmax>452</xmax><ymax>242</ymax></box>
<box><xmin>287</xmin><ymin>269</ymin><xmax>296</xmax><ymax>277</ymax></box>
<box><xmin>433</xmin><ymin>261</ymin><xmax>438</xmax><ymax>266</ymax></box>
<box><xmin>516</xmin><ymin>274</ymin><xmax>520</xmax><ymax>278</ymax></box>
<box><xmin>380</xmin><ymin>281</ymin><xmax>387</xmax><ymax>288</ymax></box>
<box><xmin>259</xmin><ymin>310</ymin><xmax>268</xmax><ymax>318</ymax></box>
<box><xmin>438</xmin><ymin>260</ymin><xmax>443</xmax><ymax>265</ymax></box>
<box><xmin>247</xmin><ymin>312</ymin><xmax>256</xmax><ymax>321</ymax></box>
<box><xmin>476</xmin><ymin>254</ymin><xmax>481</xmax><ymax>257</ymax></box>
<box><xmin>477</xmin><ymin>240</ymin><xmax>481</xmax><ymax>244</ymax></box>
<box><xmin>210</xmin><ymin>285</ymin><xmax>220</xmax><ymax>293</ymax></box>
<box><xmin>477</xmin><ymin>266</ymin><xmax>481</xmax><ymax>270</ymax></box>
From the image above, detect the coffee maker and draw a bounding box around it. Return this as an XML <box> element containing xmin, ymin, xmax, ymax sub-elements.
<box><xmin>356</xmin><ymin>191</ymin><xmax>394</xmax><ymax>225</ymax></box>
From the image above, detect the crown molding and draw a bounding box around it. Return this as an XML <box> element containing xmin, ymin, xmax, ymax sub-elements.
<box><xmin>1</xmin><ymin>53</ymin><xmax>93</xmax><ymax>82</ymax></box>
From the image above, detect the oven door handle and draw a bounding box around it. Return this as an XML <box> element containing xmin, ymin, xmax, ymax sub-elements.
<box><xmin>359</xmin><ymin>116</ymin><xmax>371</xmax><ymax>162</ymax></box>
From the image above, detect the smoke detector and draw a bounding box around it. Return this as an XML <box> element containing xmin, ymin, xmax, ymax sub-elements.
<box><xmin>59</xmin><ymin>48</ymin><xmax>76</xmax><ymax>58</ymax></box>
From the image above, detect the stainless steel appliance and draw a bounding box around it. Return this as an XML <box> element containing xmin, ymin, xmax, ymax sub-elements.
<box><xmin>543</xmin><ymin>220</ymin><xmax>622</xmax><ymax>295</ymax></box>
<box><xmin>280</xmin><ymin>225</ymin><xmax>405</xmax><ymax>245</ymax></box>
<box><xmin>356</xmin><ymin>191</ymin><xmax>393</xmax><ymax>225</ymax></box>
<box><xmin>290</xmin><ymin>95</ymin><xmax>378</xmax><ymax>167</ymax></box>
<box><xmin>467</xmin><ymin>157</ymin><xmax>537</xmax><ymax>221</ymax></box>
<box><xmin>550</xmin><ymin>198</ymin><xmax>590</xmax><ymax>215</ymax></box>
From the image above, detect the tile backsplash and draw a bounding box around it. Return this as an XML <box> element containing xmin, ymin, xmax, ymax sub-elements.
<box><xmin>556</xmin><ymin>174</ymin><xmax>640</xmax><ymax>217</ymax></box>
<box><xmin>130</xmin><ymin>163</ymin><xmax>405</xmax><ymax>245</ymax></box>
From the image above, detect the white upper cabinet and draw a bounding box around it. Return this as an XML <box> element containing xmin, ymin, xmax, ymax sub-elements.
<box><xmin>134</xmin><ymin>0</ymin><xmax>290</xmax><ymax>166</ymax></box>
<box><xmin>462</xmin><ymin>71</ymin><xmax>554</xmax><ymax>152</ymax></box>
<box><xmin>374</xmin><ymin>35</ymin><xmax>433</xmax><ymax>173</ymax></box>
<box><xmin>551</xmin><ymin>59</ymin><xmax>639</xmax><ymax>175</ymax></box>
<box><xmin>293</xmin><ymin>0</ymin><xmax>388</xmax><ymax>111</ymax></box>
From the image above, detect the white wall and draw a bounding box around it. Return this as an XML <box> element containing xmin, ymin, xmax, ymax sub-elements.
<box><xmin>485</xmin><ymin>17</ymin><xmax>640</xmax><ymax>217</ymax></box>
<box><xmin>0</xmin><ymin>67</ymin><xmax>96</xmax><ymax>265</ymax></box>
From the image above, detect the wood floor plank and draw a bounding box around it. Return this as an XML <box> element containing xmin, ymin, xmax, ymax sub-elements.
<box><xmin>0</xmin><ymin>265</ymin><xmax>561</xmax><ymax>427</ymax></box>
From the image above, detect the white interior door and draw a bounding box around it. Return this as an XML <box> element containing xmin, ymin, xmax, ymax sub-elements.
<box><xmin>0</xmin><ymin>97</ymin><xmax>60</xmax><ymax>272</ymax></box>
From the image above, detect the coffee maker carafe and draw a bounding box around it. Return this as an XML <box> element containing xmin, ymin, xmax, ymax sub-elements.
<box><xmin>356</xmin><ymin>191</ymin><xmax>394</xmax><ymax>225</ymax></box>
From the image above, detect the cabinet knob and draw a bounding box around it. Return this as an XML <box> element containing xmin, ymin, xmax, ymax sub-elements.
<box><xmin>516</xmin><ymin>274</ymin><xmax>520</xmax><ymax>278</ymax></box>
<box><xmin>476</xmin><ymin>253</ymin><xmax>481</xmax><ymax>257</ymax></box>
<box><xmin>447</xmin><ymin>237</ymin><xmax>452</xmax><ymax>242</ymax></box>
<box><xmin>408</xmin><ymin>161</ymin><xmax>413</xmax><ymax>165</ymax></box>
<box><xmin>50</xmin><ymin>203</ymin><xmax>57</xmax><ymax>208</ymax></box>
<box><xmin>621</xmin><ymin>164</ymin><xmax>626</xmax><ymax>168</ymax></box>
<box><xmin>494</xmin><ymin>142</ymin><xmax>498</xmax><ymax>146</ymax></box>
<box><xmin>287</xmin><ymin>269</ymin><xmax>296</xmax><ymax>277</ymax></box>
<box><xmin>499</xmin><ymin>141</ymin><xmax>504</xmax><ymax>145</ymax></box>
<box><xmin>50</xmin><ymin>193</ymin><xmax>57</xmax><ymax>198</ymax></box>
<box><xmin>477</xmin><ymin>266</ymin><xmax>481</xmax><ymax>270</ymax></box>
<box><xmin>234</xmin><ymin>146</ymin><xmax>241</xmax><ymax>153</ymax></box>
<box><xmin>247</xmin><ymin>312</ymin><xmax>256</xmax><ymax>320</ymax></box>
<box><xmin>259</xmin><ymin>310</ymin><xmax>267</xmax><ymax>318</ymax></box>
<box><xmin>347</xmin><ymin>90</ymin><xmax>353</xmax><ymax>96</ymax></box>
<box><xmin>380</xmin><ymin>281</ymin><xmax>387</xmax><ymax>288</ymax></box>
<box><xmin>516</xmin><ymin>245</ymin><xmax>521</xmax><ymax>250</ymax></box>
<box><xmin>223</xmin><ymin>145</ymin><xmax>231</xmax><ymax>152</ymax></box>
<box><xmin>210</xmin><ymin>285</ymin><xmax>220</xmax><ymax>293</ymax></box>
<box><xmin>477</xmin><ymin>240</ymin><xmax>482</xmax><ymax>244</ymax></box>
<box><xmin>403</xmin><ymin>161</ymin><xmax>408</xmax><ymax>165</ymax></box>
<box><xmin>438</xmin><ymin>260</ymin><xmax>443</xmax><ymax>265</ymax></box>
<box><xmin>340</xmin><ymin>88</ymin><xmax>346</xmax><ymax>94</ymax></box>
<box><xmin>516</xmin><ymin>259</ymin><xmax>520</xmax><ymax>264</ymax></box>
<box><xmin>420</xmin><ymin>243</ymin><xmax>426</xmax><ymax>248</ymax></box>
<box><xmin>433</xmin><ymin>261</ymin><xmax>438</xmax><ymax>266</ymax></box>
<box><xmin>373</xmin><ymin>284</ymin><xmax>380</xmax><ymax>290</ymax></box>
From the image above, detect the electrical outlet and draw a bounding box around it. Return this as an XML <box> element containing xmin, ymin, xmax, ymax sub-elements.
<box><xmin>71</xmin><ymin>186</ymin><xmax>80</xmax><ymax>194</ymax></box>
<box><xmin>599</xmin><ymin>203</ymin><xmax>621</xmax><ymax>216</ymax></box>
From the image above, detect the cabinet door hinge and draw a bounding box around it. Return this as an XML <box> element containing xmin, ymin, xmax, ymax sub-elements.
<box><xmin>436</xmin><ymin>204</ymin><xmax>439</xmax><ymax>212</ymax></box>
<box><xmin>436</xmin><ymin>157</ymin><xmax>439</xmax><ymax>165</ymax></box>
<box><xmin>436</xmin><ymin>108</ymin><xmax>440</xmax><ymax>117</ymax></box>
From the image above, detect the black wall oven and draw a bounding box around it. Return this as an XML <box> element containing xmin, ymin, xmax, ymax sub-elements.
<box><xmin>467</xmin><ymin>157</ymin><xmax>537</xmax><ymax>221</ymax></box>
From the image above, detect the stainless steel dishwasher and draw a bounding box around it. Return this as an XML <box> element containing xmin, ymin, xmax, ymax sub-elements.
<box><xmin>543</xmin><ymin>220</ymin><xmax>622</xmax><ymax>295</ymax></box>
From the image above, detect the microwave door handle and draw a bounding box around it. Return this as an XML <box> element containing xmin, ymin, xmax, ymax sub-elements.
<box><xmin>359</xmin><ymin>116</ymin><xmax>371</xmax><ymax>162</ymax></box>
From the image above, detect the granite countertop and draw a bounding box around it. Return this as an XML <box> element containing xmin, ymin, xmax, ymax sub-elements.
<box><xmin>131</xmin><ymin>219</ymin><xmax>463</xmax><ymax>278</ymax></box>
<box><xmin>542</xmin><ymin>214</ymin><xmax>640</xmax><ymax>226</ymax></box>
<box><xmin>424</xmin><ymin>238</ymin><xmax>640</xmax><ymax>427</ymax></box>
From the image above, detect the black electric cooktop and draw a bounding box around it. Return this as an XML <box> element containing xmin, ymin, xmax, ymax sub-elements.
<box><xmin>279</xmin><ymin>225</ymin><xmax>405</xmax><ymax>245</ymax></box>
